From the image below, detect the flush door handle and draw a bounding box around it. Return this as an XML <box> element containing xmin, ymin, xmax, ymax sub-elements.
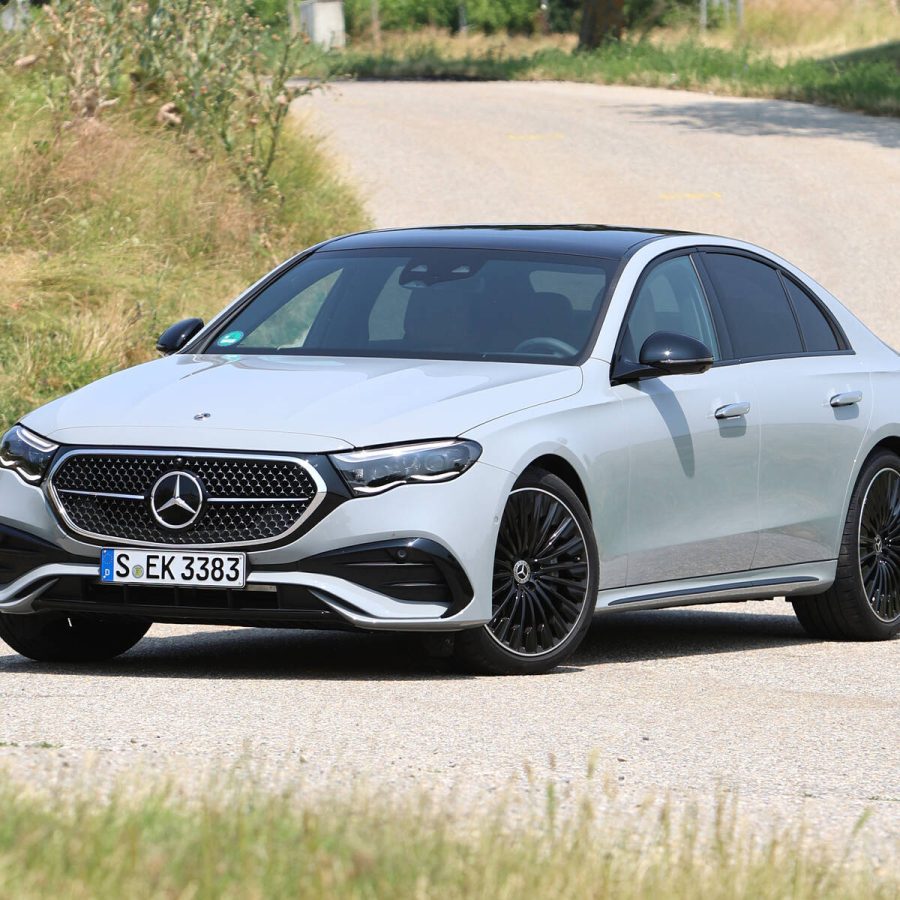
<box><xmin>715</xmin><ymin>401</ymin><xmax>751</xmax><ymax>420</ymax></box>
<box><xmin>830</xmin><ymin>391</ymin><xmax>863</xmax><ymax>407</ymax></box>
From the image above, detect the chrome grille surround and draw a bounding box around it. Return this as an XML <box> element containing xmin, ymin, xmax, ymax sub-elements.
<box><xmin>46</xmin><ymin>449</ymin><xmax>327</xmax><ymax>548</ymax></box>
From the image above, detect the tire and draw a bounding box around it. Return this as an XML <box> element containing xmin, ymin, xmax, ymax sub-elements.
<box><xmin>792</xmin><ymin>450</ymin><xmax>900</xmax><ymax>641</ymax></box>
<box><xmin>454</xmin><ymin>469</ymin><xmax>599</xmax><ymax>675</ymax></box>
<box><xmin>0</xmin><ymin>612</ymin><xmax>150</xmax><ymax>662</ymax></box>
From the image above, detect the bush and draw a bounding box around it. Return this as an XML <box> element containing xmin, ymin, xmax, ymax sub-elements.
<box><xmin>341</xmin><ymin>0</ymin><xmax>701</xmax><ymax>37</ymax></box>
<box><xmin>344</xmin><ymin>0</ymin><xmax>557</xmax><ymax>36</ymax></box>
<box><xmin>26</xmin><ymin>0</ymin><xmax>318</xmax><ymax>193</ymax></box>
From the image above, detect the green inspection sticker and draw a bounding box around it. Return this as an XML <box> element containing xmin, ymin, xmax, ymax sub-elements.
<box><xmin>217</xmin><ymin>330</ymin><xmax>244</xmax><ymax>347</ymax></box>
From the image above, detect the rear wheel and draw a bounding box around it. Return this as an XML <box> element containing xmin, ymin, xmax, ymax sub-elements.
<box><xmin>0</xmin><ymin>612</ymin><xmax>150</xmax><ymax>662</ymax></box>
<box><xmin>454</xmin><ymin>469</ymin><xmax>598</xmax><ymax>675</ymax></box>
<box><xmin>792</xmin><ymin>450</ymin><xmax>900</xmax><ymax>641</ymax></box>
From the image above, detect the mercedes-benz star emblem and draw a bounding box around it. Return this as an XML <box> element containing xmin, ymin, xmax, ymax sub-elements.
<box><xmin>512</xmin><ymin>559</ymin><xmax>532</xmax><ymax>584</ymax></box>
<box><xmin>150</xmin><ymin>471</ymin><xmax>205</xmax><ymax>530</ymax></box>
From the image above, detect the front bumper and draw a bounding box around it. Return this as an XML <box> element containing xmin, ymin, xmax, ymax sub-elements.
<box><xmin>0</xmin><ymin>460</ymin><xmax>513</xmax><ymax>631</ymax></box>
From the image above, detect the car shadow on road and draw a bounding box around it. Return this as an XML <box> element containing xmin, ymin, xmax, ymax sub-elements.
<box><xmin>575</xmin><ymin>604</ymin><xmax>815</xmax><ymax>666</ymax></box>
<box><xmin>0</xmin><ymin>604</ymin><xmax>817</xmax><ymax>680</ymax></box>
<box><xmin>628</xmin><ymin>98</ymin><xmax>900</xmax><ymax>150</ymax></box>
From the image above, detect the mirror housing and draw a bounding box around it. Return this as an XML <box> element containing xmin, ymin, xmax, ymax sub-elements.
<box><xmin>156</xmin><ymin>318</ymin><xmax>204</xmax><ymax>355</ymax></box>
<box><xmin>614</xmin><ymin>331</ymin><xmax>715</xmax><ymax>383</ymax></box>
<box><xmin>639</xmin><ymin>331</ymin><xmax>714</xmax><ymax>376</ymax></box>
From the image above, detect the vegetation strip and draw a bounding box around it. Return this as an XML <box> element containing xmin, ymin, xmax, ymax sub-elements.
<box><xmin>0</xmin><ymin>773</ymin><xmax>896</xmax><ymax>899</ymax></box>
<box><xmin>327</xmin><ymin>38</ymin><xmax>900</xmax><ymax>118</ymax></box>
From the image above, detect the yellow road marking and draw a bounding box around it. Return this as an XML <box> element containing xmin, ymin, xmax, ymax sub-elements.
<box><xmin>506</xmin><ymin>132</ymin><xmax>565</xmax><ymax>141</ymax></box>
<box><xmin>659</xmin><ymin>191</ymin><xmax>723</xmax><ymax>201</ymax></box>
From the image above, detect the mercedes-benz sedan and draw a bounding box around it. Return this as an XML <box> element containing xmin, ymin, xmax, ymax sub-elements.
<box><xmin>1</xmin><ymin>226</ymin><xmax>898</xmax><ymax>673</ymax></box>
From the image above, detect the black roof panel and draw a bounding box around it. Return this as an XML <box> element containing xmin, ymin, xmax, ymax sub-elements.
<box><xmin>319</xmin><ymin>225</ymin><xmax>688</xmax><ymax>259</ymax></box>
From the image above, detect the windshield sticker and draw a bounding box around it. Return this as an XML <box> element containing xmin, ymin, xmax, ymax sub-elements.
<box><xmin>217</xmin><ymin>330</ymin><xmax>244</xmax><ymax>347</ymax></box>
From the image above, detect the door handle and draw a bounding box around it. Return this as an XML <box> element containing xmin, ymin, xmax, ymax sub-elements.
<box><xmin>830</xmin><ymin>390</ymin><xmax>863</xmax><ymax>408</ymax></box>
<box><xmin>715</xmin><ymin>401</ymin><xmax>751</xmax><ymax>420</ymax></box>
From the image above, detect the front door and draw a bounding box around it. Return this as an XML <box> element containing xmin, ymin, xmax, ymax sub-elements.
<box><xmin>610</xmin><ymin>253</ymin><xmax>760</xmax><ymax>586</ymax></box>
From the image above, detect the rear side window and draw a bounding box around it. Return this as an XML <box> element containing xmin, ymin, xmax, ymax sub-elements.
<box><xmin>702</xmin><ymin>253</ymin><xmax>802</xmax><ymax>359</ymax></box>
<box><xmin>783</xmin><ymin>277</ymin><xmax>841</xmax><ymax>352</ymax></box>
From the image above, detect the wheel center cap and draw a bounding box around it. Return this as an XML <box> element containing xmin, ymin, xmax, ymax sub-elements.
<box><xmin>875</xmin><ymin>535</ymin><xmax>885</xmax><ymax>556</ymax></box>
<box><xmin>512</xmin><ymin>559</ymin><xmax>532</xmax><ymax>584</ymax></box>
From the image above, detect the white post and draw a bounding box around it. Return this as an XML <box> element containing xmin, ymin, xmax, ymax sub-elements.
<box><xmin>700</xmin><ymin>0</ymin><xmax>708</xmax><ymax>28</ymax></box>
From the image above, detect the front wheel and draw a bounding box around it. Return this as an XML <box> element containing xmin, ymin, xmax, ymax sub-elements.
<box><xmin>0</xmin><ymin>612</ymin><xmax>150</xmax><ymax>662</ymax></box>
<box><xmin>454</xmin><ymin>469</ymin><xmax>599</xmax><ymax>675</ymax></box>
<box><xmin>792</xmin><ymin>450</ymin><xmax>900</xmax><ymax>641</ymax></box>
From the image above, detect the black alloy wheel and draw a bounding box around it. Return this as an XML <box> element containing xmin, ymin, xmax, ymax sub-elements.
<box><xmin>858</xmin><ymin>467</ymin><xmax>900</xmax><ymax>623</ymax></box>
<box><xmin>454</xmin><ymin>469</ymin><xmax>598</xmax><ymax>675</ymax></box>
<box><xmin>488</xmin><ymin>487</ymin><xmax>590</xmax><ymax>656</ymax></box>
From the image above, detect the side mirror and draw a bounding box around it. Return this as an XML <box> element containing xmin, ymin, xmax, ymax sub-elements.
<box><xmin>613</xmin><ymin>331</ymin><xmax>715</xmax><ymax>384</ymax></box>
<box><xmin>639</xmin><ymin>331</ymin><xmax>714</xmax><ymax>376</ymax></box>
<box><xmin>156</xmin><ymin>318</ymin><xmax>204</xmax><ymax>355</ymax></box>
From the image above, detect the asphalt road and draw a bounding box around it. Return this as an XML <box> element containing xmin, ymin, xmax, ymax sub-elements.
<box><xmin>2</xmin><ymin>83</ymin><xmax>899</xmax><ymax>854</ymax></box>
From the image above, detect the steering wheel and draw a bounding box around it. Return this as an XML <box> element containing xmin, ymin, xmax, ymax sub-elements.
<box><xmin>513</xmin><ymin>336</ymin><xmax>578</xmax><ymax>358</ymax></box>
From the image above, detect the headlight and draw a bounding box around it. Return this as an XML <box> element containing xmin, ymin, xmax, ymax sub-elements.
<box><xmin>332</xmin><ymin>439</ymin><xmax>482</xmax><ymax>496</ymax></box>
<box><xmin>0</xmin><ymin>425</ymin><xmax>59</xmax><ymax>484</ymax></box>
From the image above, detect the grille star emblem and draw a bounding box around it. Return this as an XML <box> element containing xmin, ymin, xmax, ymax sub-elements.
<box><xmin>150</xmin><ymin>471</ymin><xmax>205</xmax><ymax>530</ymax></box>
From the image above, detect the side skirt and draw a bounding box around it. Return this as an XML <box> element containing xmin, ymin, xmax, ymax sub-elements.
<box><xmin>594</xmin><ymin>560</ymin><xmax>837</xmax><ymax>614</ymax></box>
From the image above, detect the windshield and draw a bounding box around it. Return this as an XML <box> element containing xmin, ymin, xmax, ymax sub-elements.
<box><xmin>204</xmin><ymin>248</ymin><xmax>616</xmax><ymax>363</ymax></box>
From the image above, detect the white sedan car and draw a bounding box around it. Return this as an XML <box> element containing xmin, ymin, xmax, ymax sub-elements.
<box><xmin>1</xmin><ymin>226</ymin><xmax>898</xmax><ymax>674</ymax></box>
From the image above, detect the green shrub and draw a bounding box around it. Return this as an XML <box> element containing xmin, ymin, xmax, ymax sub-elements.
<box><xmin>344</xmin><ymin>0</ymin><xmax>549</xmax><ymax>35</ymax></box>
<box><xmin>27</xmin><ymin>0</ymin><xmax>319</xmax><ymax>193</ymax></box>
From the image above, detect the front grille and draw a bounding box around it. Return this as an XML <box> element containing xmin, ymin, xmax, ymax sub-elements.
<box><xmin>49</xmin><ymin>451</ymin><xmax>322</xmax><ymax>547</ymax></box>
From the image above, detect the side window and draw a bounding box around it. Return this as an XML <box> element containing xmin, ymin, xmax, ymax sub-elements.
<box><xmin>620</xmin><ymin>255</ymin><xmax>720</xmax><ymax>363</ymax></box>
<box><xmin>783</xmin><ymin>277</ymin><xmax>841</xmax><ymax>353</ymax></box>
<box><xmin>702</xmin><ymin>253</ymin><xmax>802</xmax><ymax>359</ymax></box>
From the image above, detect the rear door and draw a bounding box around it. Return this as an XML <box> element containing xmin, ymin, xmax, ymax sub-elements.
<box><xmin>698</xmin><ymin>250</ymin><xmax>871</xmax><ymax>568</ymax></box>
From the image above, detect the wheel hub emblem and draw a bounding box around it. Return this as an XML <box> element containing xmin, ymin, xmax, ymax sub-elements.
<box><xmin>512</xmin><ymin>559</ymin><xmax>532</xmax><ymax>584</ymax></box>
<box><xmin>150</xmin><ymin>471</ymin><xmax>205</xmax><ymax>530</ymax></box>
<box><xmin>875</xmin><ymin>535</ymin><xmax>884</xmax><ymax>556</ymax></box>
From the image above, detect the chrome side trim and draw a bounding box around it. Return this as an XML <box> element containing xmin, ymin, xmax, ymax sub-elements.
<box><xmin>45</xmin><ymin>448</ymin><xmax>328</xmax><ymax>550</ymax></box>
<box><xmin>594</xmin><ymin>561</ymin><xmax>837</xmax><ymax>613</ymax></box>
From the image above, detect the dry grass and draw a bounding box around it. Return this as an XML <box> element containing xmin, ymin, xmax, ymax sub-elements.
<box><xmin>735</xmin><ymin>0</ymin><xmax>900</xmax><ymax>56</ymax></box>
<box><xmin>0</xmin><ymin>68</ymin><xmax>368</xmax><ymax>429</ymax></box>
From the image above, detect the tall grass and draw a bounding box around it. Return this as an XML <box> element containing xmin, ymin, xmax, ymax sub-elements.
<box><xmin>0</xmin><ymin>65</ymin><xmax>368</xmax><ymax>429</ymax></box>
<box><xmin>0</xmin><ymin>773</ymin><xmax>894</xmax><ymax>899</ymax></box>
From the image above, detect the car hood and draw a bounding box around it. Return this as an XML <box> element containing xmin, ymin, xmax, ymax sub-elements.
<box><xmin>22</xmin><ymin>354</ymin><xmax>582</xmax><ymax>452</ymax></box>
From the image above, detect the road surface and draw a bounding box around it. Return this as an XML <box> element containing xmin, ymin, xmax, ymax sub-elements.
<box><xmin>2</xmin><ymin>83</ymin><xmax>898</xmax><ymax>855</ymax></box>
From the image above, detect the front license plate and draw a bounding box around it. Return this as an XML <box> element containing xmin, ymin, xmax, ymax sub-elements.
<box><xmin>100</xmin><ymin>549</ymin><xmax>246</xmax><ymax>589</ymax></box>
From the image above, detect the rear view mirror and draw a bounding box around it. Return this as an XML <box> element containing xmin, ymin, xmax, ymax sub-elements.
<box><xmin>639</xmin><ymin>331</ymin><xmax>714</xmax><ymax>376</ymax></box>
<box><xmin>156</xmin><ymin>318</ymin><xmax>204</xmax><ymax>355</ymax></box>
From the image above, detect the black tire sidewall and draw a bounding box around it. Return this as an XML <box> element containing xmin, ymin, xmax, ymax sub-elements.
<box><xmin>0</xmin><ymin>612</ymin><xmax>150</xmax><ymax>663</ymax></box>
